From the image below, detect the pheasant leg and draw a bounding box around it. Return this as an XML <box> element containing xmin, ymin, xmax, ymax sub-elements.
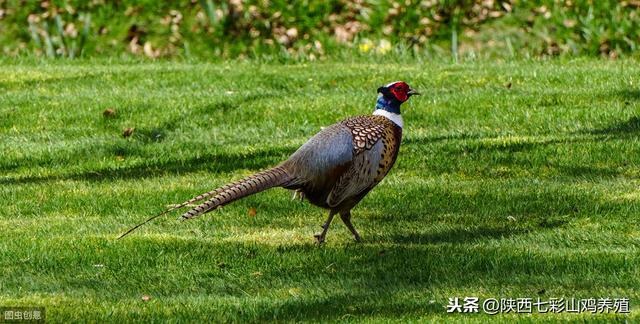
<box><xmin>291</xmin><ymin>190</ymin><xmax>305</xmax><ymax>202</ymax></box>
<box><xmin>340</xmin><ymin>211</ymin><xmax>361</xmax><ymax>242</ymax></box>
<box><xmin>314</xmin><ymin>211</ymin><xmax>336</xmax><ymax>244</ymax></box>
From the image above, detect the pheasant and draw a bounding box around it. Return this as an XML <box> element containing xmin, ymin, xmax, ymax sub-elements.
<box><xmin>119</xmin><ymin>81</ymin><xmax>419</xmax><ymax>243</ymax></box>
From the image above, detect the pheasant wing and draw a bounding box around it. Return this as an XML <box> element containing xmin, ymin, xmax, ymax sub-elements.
<box><xmin>325</xmin><ymin>116</ymin><xmax>390</xmax><ymax>207</ymax></box>
<box><xmin>326</xmin><ymin>139</ymin><xmax>385</xmax><ymax>207</ymax></box>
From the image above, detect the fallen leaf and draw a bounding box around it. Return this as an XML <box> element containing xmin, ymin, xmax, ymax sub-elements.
<box><xmin>103</xmin><ymin>108</ymin><xmax>116</xmax><ymax>117</ymax></box>
<box><xmin>141</xmin><ymin>294</ymin><xmax>151</xmax><ymax>301</ymax></box>
<box><xmin>123</xmin><ymin>127</ymin><xmax>135</xmax><ymax>138</ymax></box>
<box><xmin>248</xmin><ymin>207</ymin><xmax>257</xmax><ymax>217</ymax></box>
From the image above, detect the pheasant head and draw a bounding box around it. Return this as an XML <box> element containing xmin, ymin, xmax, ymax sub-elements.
<box><xmin>374</xmin><ymin>81</ymin><xmax>419</xmax><ymax>128</ymax></box>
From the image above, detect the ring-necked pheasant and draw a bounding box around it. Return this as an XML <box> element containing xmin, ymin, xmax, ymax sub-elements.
<box><xmin>119</xmin><ymin>81</ymin><xmax>419</xmax><ymax>243</ymax></box>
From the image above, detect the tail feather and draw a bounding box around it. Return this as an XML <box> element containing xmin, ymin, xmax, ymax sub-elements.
<box><xmin>117</xmin><ymin>164</ymin><xmax>294</xmax><ymax>239</ymax></box>
<box><xmin>181</xmin><ymin>165</ymin><xmax>294</xmax><ymax>220</ymax></box>
<box><xmin>116</xmin><ymin>184</ymin><xmax>230</xmax><ymax>239</ymax></box>
<box><xmin>167</xmin><ymin>187</ymin><xmax>227</xmax><ymax>211</ymax></box>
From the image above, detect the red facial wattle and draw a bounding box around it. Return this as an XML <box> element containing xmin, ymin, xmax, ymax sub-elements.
<box><xmin>390</xmin><ymin>83</ymin><xmax>409</xmax><ymax>102</ymax></box>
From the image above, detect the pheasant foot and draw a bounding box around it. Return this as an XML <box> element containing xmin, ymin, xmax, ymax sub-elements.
<box><xmin>314</xmin><ymin>211</ymin><xmax>336</xmax><ymax>244</ymax></box>
<box><xmin>340</xmin><ymin>211</ymin><xmax>362</xmax><ymax>242</ymax></box>
<box><xmin>291</xmin><ymin>190</ymin><xmax>305</xmax><ymax>202</ymax></box>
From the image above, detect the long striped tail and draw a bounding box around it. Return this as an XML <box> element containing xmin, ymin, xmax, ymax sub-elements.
<box><xmin>181</xmin><ymin>165</ymin><xmax>294</xmax><ymax>220</ymax></box>
<box><xmin>117</xmin><ymin>165</ymin><xmax>294</xmax><ymax>239</ymax></box>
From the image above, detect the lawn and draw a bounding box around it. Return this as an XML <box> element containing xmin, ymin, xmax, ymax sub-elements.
<box><xmin>0</xmin><ymin>59</ymin><xmax>639</xmax><ymax>322</ymax></box>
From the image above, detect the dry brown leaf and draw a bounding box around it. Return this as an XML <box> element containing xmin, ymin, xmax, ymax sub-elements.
<box><xmin>248</xmin><ymin>207</ymin><xmax>257</xmax><ymax>217</ymax></box>
<box><xmin>103</xmin><ymin>108</ymin><xmax>116</xmax><ymax>117</ymax></box>
<box><xmin>123</xmin><ymin>127</ymin><xmax>135</xmax><ymax>138</ymax></box>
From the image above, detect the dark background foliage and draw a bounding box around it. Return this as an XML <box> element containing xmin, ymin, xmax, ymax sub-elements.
<box><xmin>1</xmin><ymin>0</ymin><xmax>638</xmax><ymax>60</ymax></box>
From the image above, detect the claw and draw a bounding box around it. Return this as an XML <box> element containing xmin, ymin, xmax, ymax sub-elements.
<box><xmin>291</xmin><ymin>190</ymin><xmax>305</xmax><ymax>202</ymax></box>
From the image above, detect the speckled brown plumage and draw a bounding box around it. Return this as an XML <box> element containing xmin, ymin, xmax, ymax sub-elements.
<box><xmin>343</xmin><ymin>115</ymin><xmax>388</xmax><ymax>154</ymax></box>
<box><xmin>342</xmin><ymin>115</ymin><xmax>403</xmax><ymax>182</ymax></box>
<box><xmin>325</xmin><ymin>115</ymin><xmax>402</xmax><ymax>210</ymax></box>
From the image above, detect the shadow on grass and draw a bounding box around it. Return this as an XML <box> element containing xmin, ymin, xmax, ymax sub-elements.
<box><xmin>380</xmin><ymin>215</ymin><xmax>568</xmax><ymax>245</ymax></box>
<box><xmin>552</xmin><ymin>164</ymin><xmax>622</xmax><ymax>178</ymax></box>
<box><xmin>589</xmin><ymin>116</ymin><xmax>640</xmax><ymax>136</ymax></box>
<box><xmin>0</xmin><ymin>91</ymin><xmax>285</xmax><ymax>173</ymax></box>
<box><xmin>0</xmin><ymin>72</ymin><xmax>112</xmax><ymax>90</ymax></box>
<box><xmin>585</xmin><ymin>87</ymin><xmax>640</xmax><ymax>135</ymax></box>
<box><xmin>117</xmin><ymin>91</ymin><xmax>282</xmax><ymax>143</ymax></box>
<box><xmin>608</xmin><ymin>89</ymin><xmax>640</xmax><ymax>102</ymax></box>
<box><xmin>4</xmin><ymin>181</ymin><xmax>631</xmax><ymax>321</ymax></box>
<box><xmin>0</xmin><ymin>145</ymin><xmax>295</xmax><ymax>185</ymax></box>
<box><xmin>88</xmin><ymin>227</ymin><xmax>636</xmax><ymax>321</ymax></box>
<box><xmin>386</xmin><ymin>225</ymin><xmax>539</xmax><ymax>245</ymax></box>
<box><xmin>403</xmin><ymin>133</ymin><xmax>485</xmax><ymax>145</ymax></box>
<box><xmin>249</xmin><ymin>292</ymin><xmax>442</xmax><ymax>321</ymax></box>
<box><xmin>363</xmin><ymin>184</ymin><xmax>600</xmax><ymax>240</ymax></box>
<box><xmin>404</xmin><ymin>129</ymin><xmax>634</xmax><ymax>179</ymax></box>
<box><xmin>404</xmin><ymin>130</ymin><xmax>598</xmax><ymax>154</ymax></box>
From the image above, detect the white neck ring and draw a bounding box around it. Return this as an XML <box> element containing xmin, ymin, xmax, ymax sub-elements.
<box><xmin>373</xmin><ymin>109</ymin><xmax>403</xmax><ymax>128</ymax></box>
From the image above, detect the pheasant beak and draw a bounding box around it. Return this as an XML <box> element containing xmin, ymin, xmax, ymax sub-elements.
<box><xmin>407</xmin><ymin>88</ymin><xmax>421</xmax><ymax>96</ymax></box>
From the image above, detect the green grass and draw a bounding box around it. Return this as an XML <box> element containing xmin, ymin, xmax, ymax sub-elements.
<box><xmin>1</xmin><ymin>58</ymin><xmax>639</xmax><ymax>322</ymax></box>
